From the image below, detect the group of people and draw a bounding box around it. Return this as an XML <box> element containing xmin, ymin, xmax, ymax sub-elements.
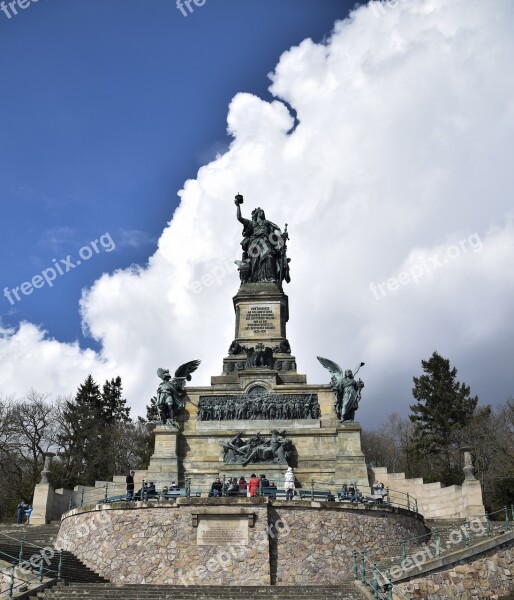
<box><xmin>126</xmin><ymin>470</ymin><xmax>181</xmax><ymax>500</ymax></box>
<box><xmin>124</xmin><ymin>470</ymin><xmax>386</xmax><ymax>505</ymax></box>
<box><xmin>209</xmin><ymin>474</ymin><xmax>276</xmax><ymax>497</ymax></box>
<box><xmin>340</xmin><ymin>483</ymin><xmax>363</xmax><ymax>503</ymax></box>
<box><xmin>209</xmin><ymin>467</ymin><xmax>297</xmax><ymax>500</ymax></box>
<box><xmin>340</xmin><ymin>481</ymin><xmax>388</xmax><ymax>504</ymax></box>
<box><xmin>16</xmin><ymin>500</ymin><xmax>32</xmax><ymax>524</ymax></box>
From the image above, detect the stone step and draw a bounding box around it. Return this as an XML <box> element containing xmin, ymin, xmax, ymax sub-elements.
<box><xmin>0</xmin><ymin>524</ymin><xmax>60</xmax><ymax>545</ymax></box>
<box><xmin>0</xmin><ymin>542</ymin><xmax>108</xmax><ymax>584</ymax></box>
<box><xmin>34</xmin><ymin>583</ymin><xmax>364</xmax><ymax>600</ymax></box>
<box><xmin>37</xmin><ymin>594</ymin><xmax>359</xmax><ymax>597</ymax></box>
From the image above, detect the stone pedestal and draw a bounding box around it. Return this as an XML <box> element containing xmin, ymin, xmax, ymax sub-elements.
<box><xmin>31</xmin><ymin>452</ymin><xmax>57</xmax><ymax>524</ymax></box>
<box><xmin>233</xmin><ymin>283</ymin><xmax>288</xmax><ymax>346</ymax></box>
<box><xmin>334</xmin><ymin>422</ymin><xmax>369</xmax><ymax>489</ymax></box>
<box><xmin>146</xmin><ymin>425</ymin><xmax>180</xmax><ymax>486</ymax></box>
<box><xmin>31</xmin><ymin>483</ymin><xmax>55</xmax><ymax>525</ymax></box>
<box><xmin>219</xmin><ymin>283</ymin><xmax>300</xmax><ymax>382</ymax></box>
<box><xmin>462</xmin><ymin>479</ymin><xmax>486</xmax><ymax>517</ymax></box>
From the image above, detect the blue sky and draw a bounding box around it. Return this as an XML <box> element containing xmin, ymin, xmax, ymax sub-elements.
<box><xmin>0</xmin><ymin>0</ymin><xmax>352</xmax><ymax>346</ymax></box>
<box><xmin>2</xmin><ymin>0</ymin><xmax>513</xmax><ymax>423</ymax></box>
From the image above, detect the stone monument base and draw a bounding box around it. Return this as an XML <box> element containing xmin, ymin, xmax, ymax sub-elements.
<box><xmin>146</xmin><ymin>425</ymin><xmax>179</xmax><ymax>483</ymax></box>
<box><xmin>56</xmin><ymin>497</ymin><xmax>426</xmax><ymax>586</ymax></box>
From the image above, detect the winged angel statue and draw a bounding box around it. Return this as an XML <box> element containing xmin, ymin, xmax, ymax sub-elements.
<box><xmin>317</xmin><ymin>357</ymin><xmax>365</xmax><ymax>422</ymax></box>
<box><xmin>155</xmin><ymin>360</ymin><xmax>201</xmax><ymax>425</ymax></box>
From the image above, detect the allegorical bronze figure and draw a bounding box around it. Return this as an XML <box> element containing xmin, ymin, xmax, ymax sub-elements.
<box><xmin>234</xmin><ymin>193</ymin><xmax>291</xmax><ymax>286</ymax></box>
<box><xmin>317</xmin><ymin>357</ymin><xmax>365</xmax><ymax>422</ymax></box>
<box><xmin>155</xmin><ymin>360</ymin><xmax>201</xmax><ymax>425</ymax></box>
<box><xmin>220</xmin><ymin>430</ymin><xmax>295</xmax><ymax>465</ymax></box>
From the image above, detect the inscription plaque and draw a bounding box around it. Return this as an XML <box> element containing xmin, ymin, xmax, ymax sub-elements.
<box><xmin>197</xmin><ymin>516</ymin><xmax>249</xmax><ymax>546</ymax></box>
<box><xmin>239</xmin><ymin>303</ymin><xmax>279</xmax><ymax>337</ymax></box>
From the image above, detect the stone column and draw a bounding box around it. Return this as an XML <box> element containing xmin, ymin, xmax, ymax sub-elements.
<box><xmin>462</xmin><ymin>446</ymin><xmax>476</xmax><ymax>481</ymax></box>
<box><xmin>40</xmin><ymin>452</ymin><xmax>55</xmax><ymax>484</ymax></box>
<box><xmin>232</xmin><ymin>282</ymin><xmax>289</xmax><ymax>348</ymax></box>
<box><xmin>461</xmin><ymin>446</ymin><xmax>485</xmax><ymax>518</ymax></box>
<box><xmin>334</xmin><ymin>423</ymin><xmax>369</xmax><ymax>489</ymax></box>
<box><xmin>31</xmin><ymin>452</ymin><xmax>56</xmax><ymax>525</ymax></box>
<box><xmin>146</xmin><ymin>425</ymin><xmax>180</xmax><ymax>486</ymax></box>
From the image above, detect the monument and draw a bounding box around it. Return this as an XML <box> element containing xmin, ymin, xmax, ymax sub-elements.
<box><xmin>38</xmin><ymin>192</ymin><xmax>486</xmax><ymax>591</ymax></box>
<box><xmin>145</xmin><ymin>194</ymin><xmax>369</xmax><ymax>489</ymax></box>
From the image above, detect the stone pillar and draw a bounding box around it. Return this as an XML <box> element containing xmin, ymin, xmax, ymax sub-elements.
<box><xmin>462</xmin><ymin>446</ymin><xmax>476</xmax><ymax>481</ymax></box>
<box><xmin>334</xmin><ymin>423</ymin><xmax>369</xmax><ymax>489</ymax></box>
<box><xmin>146</xmin><ymin>425</ymin><xmax>180</xmax><ymax>486</ymax></box>
<box><xmin>461</xmin><ymin>446</ymin><xmax>485</xmax><ymax>518</ymax></box>
<box><xmin>31</xmin><ymin>452</ymin><xmax>56</xmax><ymax>525</ymax></box>
<box><xmin>233</xmin><ymin>282</ymin><xmax>289</xmax><ymax>348</ymax></box>
<box><xmin>40</xmin><ymin>452</ymin><xmax>55</xmax><ymax>484</ymax></box>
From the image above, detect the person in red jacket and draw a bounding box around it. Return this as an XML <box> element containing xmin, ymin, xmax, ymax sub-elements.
<box><xmin>248</xmin><ymin>473</ymin><xmax>260</xmax><ymax>497</ymax></box>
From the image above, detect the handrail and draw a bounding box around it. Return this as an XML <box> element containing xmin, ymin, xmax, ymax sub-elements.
<box><xmin>68</xmin><ymin>477</ymin><xmax>420</xmax><ymax>515</ymax></box>
<box><xmin>355</xmin><ymin>551</ymin><xmax>413</xmax><ymax>600</ymax></box>
<box><xmin>0</xmin><ymin>530</ymin><xmax>46</xmax><ymax>550</ymax></box>
<box><xmin>2</xmin><ymin>563</ymin><xmax>56</xmax><ymax>599</ymax></box>
<box><xmin>0</xmin><ymin>527</ymin><xmax>62</xmax><ymax>598</ymax></box>
<box><xmin>354</xmin><ymin>506</ymin><xmax>513</xmax><ymax>588</ymax></box>
<box><xmin>0</xmin><ymin>547</ymin><xmax>58</xmax><ymax>599</ymax></box>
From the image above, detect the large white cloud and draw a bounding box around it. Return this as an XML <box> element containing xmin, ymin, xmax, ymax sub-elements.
<box><xmin>2</xmin><ymin>0</ymin><xmax>514</xmax><ymax>425</ymax></box>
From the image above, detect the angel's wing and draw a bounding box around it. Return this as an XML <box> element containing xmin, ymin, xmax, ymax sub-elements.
<box><xmin>174</xmin><ymin>360</ymin><xmax>201</xmax><ymax>381</ymax></box>
<box><xmin>317</xmin><ymin>356</ymin><xmax>344</xmax><ymax>387</ymax></box>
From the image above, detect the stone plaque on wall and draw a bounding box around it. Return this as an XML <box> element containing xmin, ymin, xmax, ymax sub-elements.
<box><xmin>197</xmin><ymin>516</ymin><xmax>249</xmax><ymax>546</ymax></box>
<box><xmin>239</xmin><ymin>302</ymin><xmax>280</xmax><ymax>338</ymax></box>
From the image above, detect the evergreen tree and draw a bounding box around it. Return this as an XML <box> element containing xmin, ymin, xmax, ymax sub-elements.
<box><xmin>57</xmin><ymin>374</ymin><xmax>130</xmax><ymax>487</ymax></box>
<box><xmin>57</xmin><ymin>375</ymin><xmax>104</xmax><ymax>486</ymax></box>
<box><xmin>146</xmin><ymin>396</ymin><xmax>159</xmax><ymax>422</ymax></box>
<box><xmin>133</xmin><ymin>416</ymin><xmax>155</xmax><ymax>469</ymax></box>
<box><xmin>101</xmin><ymin>376</ymin><xmax>131</xmax><ymax>423</ymax></box>
<box><xmin>410</xmin><ymin>351</ymin><xmax>478</xmax><ymax>483</ymax></box>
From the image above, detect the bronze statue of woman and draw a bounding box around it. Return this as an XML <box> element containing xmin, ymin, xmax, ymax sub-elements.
<box><xmin>234</xmin><ymin>194</ymin><xmax>290</xmax><ymax>285</ymax></box>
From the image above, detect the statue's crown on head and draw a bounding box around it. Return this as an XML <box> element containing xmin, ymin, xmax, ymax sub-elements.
<box><xmin>251</xmin><ymin>207</ymin><xmax>265</xmax><ymax>219</ymax></box>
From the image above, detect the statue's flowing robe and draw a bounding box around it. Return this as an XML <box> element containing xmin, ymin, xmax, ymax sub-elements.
<box><xmin>341</xmin><ymin>378</ymin><xmax>360</xmax><ymax>421</ymax></box>
<box><xmin>240</xmin><ymin>218</ymin><xmax>284</xmax><ymax>283</ymax></box>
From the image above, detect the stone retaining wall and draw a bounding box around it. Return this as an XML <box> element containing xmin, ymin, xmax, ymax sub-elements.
<box><xmin>270</xmin><ymin>503</ymin><xmax>426</xmax><ymax>584</ymax></box>
<box><xmin>55</xmin><ymin>498</ymin><xmax>426</xmax><ymax>586</ymax></box>
<box><xmin>395</xmin><ymin>538</ymin><xmax>514</xmax><ymax>600</ymax></box>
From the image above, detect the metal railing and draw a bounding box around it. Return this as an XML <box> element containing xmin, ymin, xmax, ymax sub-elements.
<box><xmin>67</xmin><ymin>477</ymin><xmax>419</xmax><ymax>514</ymax></box>
<box><xmin>354</xmin><ymin>506</ymin><xmax>514</xmax><ymax>590</ymax></box>
<box><xmin>0</xmin><ymin>535</ymin><xmax>61</xmax><ymax>598</ymax></box>
<box><xmin>354</xmin><ymin>551</ymin><xmax>413</xmax><ymax>600</ymax></box>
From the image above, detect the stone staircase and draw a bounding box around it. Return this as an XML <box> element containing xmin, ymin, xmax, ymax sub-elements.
<box><xmin>370</xmin><ymin>517</ymin><xmax>511</xmax><ymax>581</ymax></box>
<box><xmin>0</xmin><ymin>524</ymin><xmax>108</xmax><ymax>585</ymax></box>
<box><xmin>32</xmin><ymin>582</ymin><xmax>365</xmax><ymax>599</ymax></box>
<box><xmin>0</xmin><ymin>524</ymin><xmax>60</xmax><ymax>546</ymax></box>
